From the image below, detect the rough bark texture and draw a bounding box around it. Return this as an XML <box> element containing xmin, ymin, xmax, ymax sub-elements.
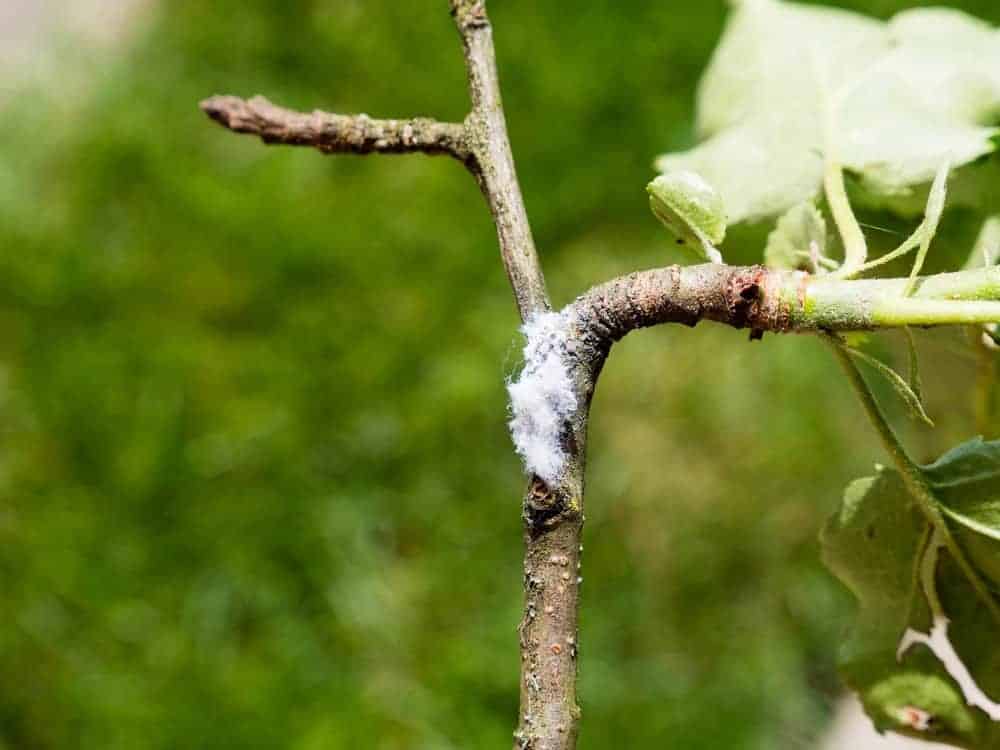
<box><xmin>516</xmin><ymin>493</ymin><xmax>584</xmax><ymax>750</ymax></box>
<box><xmin>200</xmin><ymin>95</ymin><xmax>471</xmax><ymax>161</ymax></box>
<box><xmin>203</xmin><ymin>4</ymin><xmax>574</xmax><ymax>745</ymax></box>
<box><xmin>508</xmin><ymin>265</ymin><xmax>786</xmax><ymax>749</ymax></box>
<box><xmin>569</xmin><ymin>264</ymin><xmax>789</xmax><ymax>346</ymax></box>
<box><xmin>514</xmin><ymin>383</ymin><xmax>593</xmax><ymax>750</ymax></box>
<box><xmin>446</xmin><ymin>6</ymin><xmax>584</xmax><ymax>749</ymax></box>
<box><xmin>451</xmin><ymin>1</ymin><xmax>550</xmax><ymax>319</ymax></box>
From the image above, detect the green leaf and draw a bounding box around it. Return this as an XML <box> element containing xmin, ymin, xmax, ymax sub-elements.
<box><xmin>822</xmin><ymin>438</ymin><xmax>1000</xmax><ymax>746</ymax></box>
<box><xmin>764</xmin><ymin>201</ymin><xmax>826</xmax><ymax>271</ymax></box>
<box><xmin>646</xmin><ymin>171</ymin><xmax>726</xmax><ymax>263</ymax></box>
<box><xmin>656</xmin><ymin>113</ymin><xmax>823</xmax><ymax>224</ymax></box>
<box><xmin>839</xmin><ymin>84</ymin><xmax>987</xmax><ymax>200</ymax></box>
<box><xmin>657</xmin><ymin>0</ymin><xmax>1000</xmax><ymax>224</ymax></box>
<box><xmin>924</xmin><ymin>438</ymin><xmax>1000</xmax><ymax>585</ymax></box>
<box><xmin>886</xmin><ymin>9</ymin><xmax>1000</xmax><ymax>126</ymax></box>
<box><xmin>821</xmin><ymin>469</ymin><xmax>930</xmax><ymax>671</ymax></box>
<box><xmin>694</xmin><ymin>0</ymin><xmax>883</xmax><ymax>141</ymax></box>
<box><xmin>821</xmin><ymin>471</ymin><xmax>979</xmax><ymax>745</ymax></box>
<box><xmin>822</xmin><ymin>452</ymin><xmax>1000</xmax><ymax>747</ymax></box>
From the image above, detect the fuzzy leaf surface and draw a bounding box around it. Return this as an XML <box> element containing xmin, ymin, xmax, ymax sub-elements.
<box><xmin>657</xmin><ymin>0</ymin><xmax>1000</xmax><ymax>224</ymax></box>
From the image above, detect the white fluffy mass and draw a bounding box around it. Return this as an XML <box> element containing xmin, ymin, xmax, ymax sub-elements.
<box><xmin>507</xmin><ymin>311</ymin><xmax>578</xmax><ymax>483</ymax></box>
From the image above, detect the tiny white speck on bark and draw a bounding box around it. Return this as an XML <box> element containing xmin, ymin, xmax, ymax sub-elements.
<box><xmin>507</xmin><ymin>310</ymin><xmax>577</xmax><ymax>483</ymax></box>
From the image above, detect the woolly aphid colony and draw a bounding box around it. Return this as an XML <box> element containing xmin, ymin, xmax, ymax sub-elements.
<box><xmin>507</xmin><ymin>310</ymin><xmax>578</xmax><ymax>484</ymax></box>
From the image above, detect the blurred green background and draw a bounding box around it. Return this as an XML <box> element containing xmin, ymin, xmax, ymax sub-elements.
<box><xmin>1</xmin><ymin>1</ymin><xmax>999</xmax><ymax>748</ymax></box>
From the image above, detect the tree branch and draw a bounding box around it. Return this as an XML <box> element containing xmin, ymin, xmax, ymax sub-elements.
<box><xmin>199</xmin><ymin>8</ymin><xmax>551</xmax><ymax>323</ymax></box>
<box><xmin>196</xmin><ymin>6</ymin><xmax>1000</xmax><ymax>749</ymax></box>
<box><xmin>567</xmin><ymin>264</ymin><xmax>1000</xmax><ymax>350</ymax></box>
<box><xmin>201</xmin><ymin>5</ymin><xmax>565</xmax><ymax>747</ymax></box>
<box><xmin>569</xmin><ymin>264</ymin><xmax>780</xmax><ymax>347</ymax></box>
<box><xmin>451</xmin><ymin>1</ymin><xmax>550</xmax><ymax>320</ymax></box>
<box><xmin>200</xmin><ymin>95</ymin><xmax>472</xmax><ymax>161</ymax></box>
<box><xmin>198</xmin><ymin>5</ymin><xmax>1000</xmax><ymax>738</ymax></box>
<box><xmin>501</xmin><ymin>255</ymin><xmax>1000</xmax><ymax>750</ymax></box>
<box><xmin>446</xmin><ymin>5</ymin><xmax>590</xmax><ymax>749</ymax></box>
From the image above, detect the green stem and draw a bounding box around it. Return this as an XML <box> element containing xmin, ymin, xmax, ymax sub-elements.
<box><xmin>837</xmin><ymin>224</ymin><xmax>922</xmax><ymax>279</ymax></box>
<box><xmin>874</xmin><ymin>299</ymin><xmax>1000</xmax><ymax>327</ymax></box>
<box><xmin>782</xmin><ymin>267</ymin><xmax>1000</xmax><ymax>330</ymax></box>
<box><xmin>829</xmin><ymin>338</ymin><xmax>1000</xmax><ymax>624</ymax></box>
<box><xmin>825</xmin><ymin>160</ymin><xmax>867</xmax><ymax>273</ymax></box>
<box><xmin>816</xmin><ymin>59</ymin><xmax>866</xmax><ymax>274</ymax></box>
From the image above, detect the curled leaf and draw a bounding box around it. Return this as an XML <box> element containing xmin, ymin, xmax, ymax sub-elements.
<box><xmin>647</xmin><ymin>171</ymin><xmax>726</xmax><ymax>263</ymax></box>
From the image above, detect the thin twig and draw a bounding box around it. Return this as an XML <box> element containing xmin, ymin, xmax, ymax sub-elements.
<box><xmin>200</xmin><ymin>95</ymin><xmax>471</xmax><ymax>161</ymax></box>
<box><xmin>450</xmin><ymin>0</ymin><xmax>550</xmax><ymax>320</ymax></box>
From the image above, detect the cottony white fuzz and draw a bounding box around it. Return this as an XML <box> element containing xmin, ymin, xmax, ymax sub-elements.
<box><xmin>507</xmin><ymin>311</ymin><xmax>577</xmax><ymax>483</ymax></box>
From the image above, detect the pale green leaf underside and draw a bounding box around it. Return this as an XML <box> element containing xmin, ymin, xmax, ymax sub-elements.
<box><xmin>764</xmin><ymin>201</ymin><xmax>826</xmax><ymax>270</ymax></box>
<box><xmin>647</xmin><ymin>171</ymin><xmax>726</xmax><ymax>263</ymax></box>
<box><xmin>822</xmin><ymin>439</ymin><xmax>1000</xmax><ymax>747</ymax></box>
<box><xmin>657</xmin><ymin>0</ymin><xmax>1000</xmax><ymax>224</ymax></box>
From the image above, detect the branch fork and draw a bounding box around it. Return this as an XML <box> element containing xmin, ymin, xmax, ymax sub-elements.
<box><xmin>200</xmin><ymin>4</ymin><xmax>1000</xmax><ymax>749</ymax></box>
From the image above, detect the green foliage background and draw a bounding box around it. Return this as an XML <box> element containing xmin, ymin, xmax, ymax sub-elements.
<box><xmin>1</xmin><ymin>1</ymin><xmax>998</xmax><ymax>748</ymax></box>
